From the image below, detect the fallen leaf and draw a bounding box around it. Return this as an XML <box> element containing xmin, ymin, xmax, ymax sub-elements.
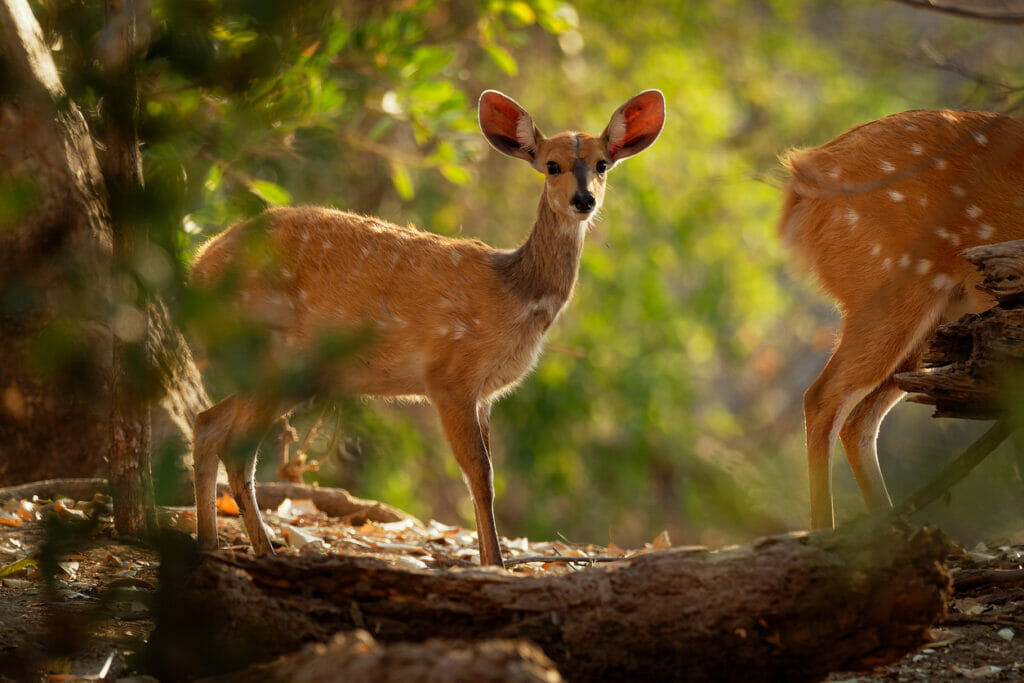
<box><xmin>0</xmin><ymin>553</ymin><xmax>38</xmax><ymax>577</ymax></box>
<box><xmin>394</xmin><ymin>555</ymin><xmax>428</xmax><ymax>570</ymax></box>
<box><xmin>102</xmin><ymin>553</ymin><xmax>125</xmax><ymax>568</ymax></box>
<box><xmin>954</xmin><ymin>597</ymin><xmax>988</xmax><ymax>616</ymax></box>
<box><xmin>16</xmin><ymin>500</ymin><xmax>37</xmax><ymax>521</ymax></box>
<box><xmin>276</xmin><ymin>498</ymin><xmax>319</xmax><ymax>518</ymax></box>
<box><xmin>652</xmin><ymin>530</ymin><xmax>672</xmax><ymax>549</ymax></box>
<box><xmin>503</xmin><ymin>537</ymin><xmax>530</xmax><ymax>553</ymax></box>
<box><xmin>368</xmin><ymin>540</ymin><xmax>429</xmax><ymax>555</ymax></box>
<box><xmin>281</xmin><ymin>524</ymin><xmax>324</xmax><ymax>550</ymax></box>
<box><xmin>50</xmin><ymin>501</ymin><xmax>88</xmax><ymax>521</ymax></box>
<box><xmin>216</xmin><ymin>493</ymin><xmax>240</xmax><ymax>516</ymax></box>
<box><xmin>0</xmin><ymin>511</ymin><xmax>23</xmax><ymax>527</ymax></box>
<box><xmin>952</xmin><ymin>664</ymin><xmax>1003</xmax><ymax>679</ymax></box>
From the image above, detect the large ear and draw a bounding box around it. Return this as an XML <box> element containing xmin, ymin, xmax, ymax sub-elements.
<box><xmin>602</xmin><ymin>90</ymin><xmax>665</xmax><ymax>164</ymax></box>
<box><xmin>479</xmin><ymin>90</ymin><xmax>544</xmax><ymax>162</ymax></box>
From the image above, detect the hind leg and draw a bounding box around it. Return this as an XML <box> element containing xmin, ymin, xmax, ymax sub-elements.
<box><xmin>805</xmin><ymin>293</ymin><xmax>948</xmax><ymax>529</ymax></box>
<box><xmin>192</xmin><ymin>396</ymin><xmax>237</xmax><ymax>550</ymax></box>
<box><xmin>222</xmin><ymin>397</ymin><xmax>279</xmax><ymax>555</ymax></box>
<box><xmin>838</xmin><ymin>349</ymin><xmax>924</xmax><ymax>513</ymax></box>
<box><xmin>192</xmin><ymin>394</ymin><xmax>279</xmax><ymax>554</ymax></box>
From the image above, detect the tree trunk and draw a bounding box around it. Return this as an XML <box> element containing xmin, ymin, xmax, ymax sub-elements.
<box><xmin>0</xmin><ymin>0</ymin><xmax>115</xmax><ymax>481</ymax></box>
<box><xmin>0</xmin><ymin>0</ymin><xmax>208</xmax><ymax>497</ymax></box>
<box><xmin>147</xmin><ymin>521</ymin><xmax>952</xmax><ymax>682</ymax></box>
<box><xmin>100</xmin><ymin>0</ymin><xmax>157</xmax><ymax>539</ymax></box>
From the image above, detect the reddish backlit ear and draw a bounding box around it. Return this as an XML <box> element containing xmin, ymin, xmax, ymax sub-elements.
<box><xmin>479</xmin><ymin>90</ymin><xmax>544</xmax><ymax>162</ymax></box>
<box><xmin>602</xmin><ymin>90</ymin><xmax>666</xmax><ymax>164</ymax></box>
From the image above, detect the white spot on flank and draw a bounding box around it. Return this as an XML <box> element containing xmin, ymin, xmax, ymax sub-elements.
<box><xmin>910</xmin><ymin>143</ymin><xmax>923</xmax><ymax>156</ymax></box>
<box><xmin>879</xmin><ymin>160</ymin><xmax>896</xmax><ymax>173</ymax></box>
<box><xmin>941</xmin><ymin>111</ymin><xmax>958</xmax><ymax>123</ymax></box>
<box><xmin>973</xmin><ymin>131</ymin><xmax>988</xmax><ymax>145</ymax></box>
<box><xmin>965</xmin><ymin>205</ymin><xmax>982</xmax><ymax>220</ymax></box>
<box><xmin>302</xmin><ymin>231</ymin><xmax>310</xmax><ymax>242</ymax></box>
<box><xmin>977</xmin><ymin>223</ymin><xmax>995</xmax><ymax>240</ymax></box>
<box><xmin>888</xmin><ymin>190</ymin><xmax>905</xmax><ymax>202</ymax></box>
<box><xmin>451</xmin><ymin>319</ymin><xmax>468</xmax><ymax>339</ymax></box>
<box><xmin>870</xmin><ymin>243</ymin><xmax>882</xmax><ymax>257</ymax></box>
<box><xmin>450</xmin><ymin>250</ymin><xmax>463</xmax><ymax>265</ymax></box>
<box><xmin>904</xmin><ymin>122</ymin><xmax>919</xmax><ymax>132</ymax></box>
<box><xmin>323</xmin><ymin>239</ymin><xmax>332</xmax><ymax>249</ymax></box>
<box><xmin>951</xmin><ymin>185</ymin><xmax>965</xmax><ymax>197</ymax></box>
<box><xmin>918</xmin><ymin>196</ymin><xmax>928</xmax><ymax>207</ymax></box>
<box><xmin>899</xmin><ymin>253</ymin><xmax>910</xmax><ymax>269</ymax></box>
<box><xmin>281</xmin><ymin>268</ymin><xmax>291</xmax><ymax>279</ymax></box>
<box><xmin>827</xmin><ymin>167</ymin><xmax>841</xmax><ymax>179</ymax></box>
<box><xmin>934</xmin><ymin>158</ymin><xmax>948</xmax><ymax>170</ymax></box>
<box><xmin>931</xmin><ymin>273</ymin><xmax>954</xmax><ymax>290</ymax></box>
<box><xmin>844</xmin><ymin>207</ymin><xmax>859</xmax><ymax>228</ymax></box>
<box><xmin>916</xmin><ymin>259</ymin><xmax>932</xmax><ymax>275</ymax></box>
<box><xmin>882</xmin><ymin>257</ymin><xmax>893</xmax><ymax>271</ymax></box>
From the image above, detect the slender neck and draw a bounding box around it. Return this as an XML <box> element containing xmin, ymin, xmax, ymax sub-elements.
<box><xmin>499</xmin><ymin>190</ymin><xmax>588</xmax><ymax>304</ymax></box>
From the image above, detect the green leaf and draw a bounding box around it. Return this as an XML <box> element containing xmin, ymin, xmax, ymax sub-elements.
<box><xmin>203</xmin><ymin>164</ymin><xmax>222</xmax><ymax>194</ymax></box>
<box><xmin>439</xmin><ymin>163</ymin><xmax>471</xmax><ymax>185</ymax></box>
<box><xmin>484</xmin><ymin>44</ymin><xmax>518</xmax><ymax>76</ymax></box>
<box><xmin>249</xmin><ymin>180</ymin><xmax>292</xmax><ymax>206</ymax></box>
<box><xmin>503</xmin><ymin>1</ymin><xmax>537</xmax><ymax>26</ymax></box>
<box><xmin>390</xmin><ymin>162</ymin><xmax>414</xmax><ymax>200</ymax></box>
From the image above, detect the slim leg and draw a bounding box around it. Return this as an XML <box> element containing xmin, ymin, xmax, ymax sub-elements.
<box><xmin>431</xmin><ymin>389</ymin><xmax>503</xmax><ymax>568</ymax></box>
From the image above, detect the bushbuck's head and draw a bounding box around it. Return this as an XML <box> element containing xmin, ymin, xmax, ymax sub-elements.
<box><xmin>479</xmin><ymin>90</ymin><xmax>665</xmax><ymax>222</ymax></box>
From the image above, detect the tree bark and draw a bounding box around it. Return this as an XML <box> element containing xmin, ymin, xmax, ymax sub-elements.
<box><xmin>0</xmin><ymin>0</ymin><xmax>115</xmax><ymax>481</ymax></box>
<box><xmin>100</xmin><ymin>0</ymin><xmax>156</xmax><ymax>539</ymax></box>
<box><xmin>896</xmin><ymin>239</ymin><xmax>1024</xmax><ymax>420</ymax></box>
<box><xmin>203</xmin><ymin>630</ymin><xmax>564</xmax><ymax>683</ymax></box>
<box><xmin>147</xmin><ymin>521</ymin><xmax>952</xmax><ymax>682</ymax></box>
<box><xmin>0</xmin><ymin>0</ymin><xmax>208</xmax><ymax>490</ymax></box>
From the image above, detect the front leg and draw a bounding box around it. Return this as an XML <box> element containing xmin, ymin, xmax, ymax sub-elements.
<box><xmin>431</xmin><ymin>389</ymin><xmax>504</xmax><ymax>568</ymax></box>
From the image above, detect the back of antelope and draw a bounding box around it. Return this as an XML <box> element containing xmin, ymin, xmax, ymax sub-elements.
<box><xmin>779</xmin><ymin>109</ymin><xmax>1024</xmax><ymax>529</ymax></box>
<box><xmin>189</xmin><ymin>89</ymin><xmax>665</xmax><ymax>566</ymax></box>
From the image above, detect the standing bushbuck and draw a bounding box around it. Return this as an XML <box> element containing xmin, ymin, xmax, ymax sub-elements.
<box><xmin>189</xmin><ymin>89</ymin><xmax>666</xmax><ymax>566</ymax></box>
<box><xmin>779</xmin><ymin>109</ymin><xmax>1024</xmax><ymax>529</ymax></box>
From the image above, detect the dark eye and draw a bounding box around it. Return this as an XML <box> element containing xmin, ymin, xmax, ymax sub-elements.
<box><xmin>596</xmin><ymin>160</ymin><xmax>608</xmax><ymax>174</ymax></box>
<box><xmin>546</xmin><ymin>161</ymin><xmax>562</xmax><ymax>175</ymax></box>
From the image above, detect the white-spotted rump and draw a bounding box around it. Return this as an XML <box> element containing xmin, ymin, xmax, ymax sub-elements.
<box><xmin>777</xmin><ymin>108</ymin><xmax>1024</xmax><ymax>532</ymax></box>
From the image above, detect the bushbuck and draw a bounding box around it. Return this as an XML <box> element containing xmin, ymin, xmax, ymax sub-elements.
<box><xmin>189</xmin><ymin>89</ymin><xmax>666</xmax><ymax>566</ymax></box>
<box><xmin>779</xmin><ymin>109</ymin><xmax>1024</xmax><ymax>529</ymax></box>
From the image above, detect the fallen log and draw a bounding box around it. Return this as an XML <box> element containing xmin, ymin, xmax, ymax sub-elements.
<box><xmin>896</xmin><ymin>238</ymin><xmax>1024</xmax><ymax>420</ymax></box>
<box><xmin>201</xmin><ymin>630</ymin><xmax>564</xmax><ymax>683</ymax></box>
<box><xmin>148</xmin><ymin>521</ymin><xmax>952</xmax><ymax>682</ymax></box>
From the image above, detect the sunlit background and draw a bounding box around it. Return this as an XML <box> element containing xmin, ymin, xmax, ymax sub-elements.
<box><xmin>31</xmin><ymin>0</ymin><xmax>1024</xmax><ymax>548</ymax></box>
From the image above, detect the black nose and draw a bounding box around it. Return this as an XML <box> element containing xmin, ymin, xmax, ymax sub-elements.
<box><xmin>572</xmin><ymin>192</ymin><xmax>595</xmax><ymax>213</ymax></box>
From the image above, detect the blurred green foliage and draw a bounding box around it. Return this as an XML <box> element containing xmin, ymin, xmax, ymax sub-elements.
<box><xmin>33</xmin><ymin>0</ymin><xmax>1024</xmax><ymax>547</ymax></box>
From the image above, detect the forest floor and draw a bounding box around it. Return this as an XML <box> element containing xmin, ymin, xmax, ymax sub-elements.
<box><xmin>0</xmin><ymin>484</ymin><xmax>1022</xmax><ymax>682</ymax></box>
